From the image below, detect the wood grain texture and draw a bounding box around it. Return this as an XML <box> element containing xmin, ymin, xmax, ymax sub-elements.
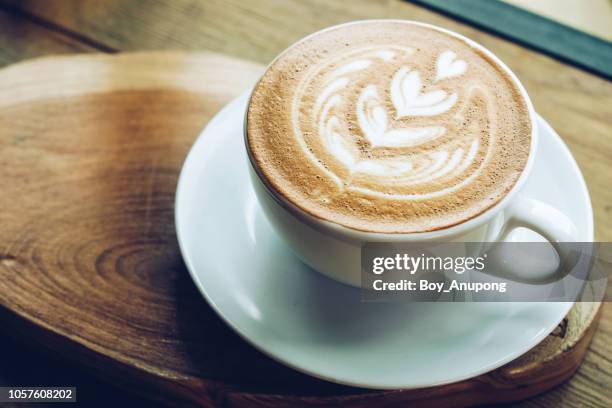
<box><xmin>0</xmin><ymin>8</ymin><xmax>98</xmax><ymax>67</ymax></box>
<box><xmin>0</xmin><ymin>51</ymin><xmax>607</xmax><ymax>407</ymax></box>
<box><xmin>0</xmin><ymin>8</ymin><xmax>108</xmax><ymax>404</ymax></box>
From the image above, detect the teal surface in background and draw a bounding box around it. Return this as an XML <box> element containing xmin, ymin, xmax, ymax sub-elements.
<box><xmin>408</xmin><ymin>0</ymin><xmax>612</xmax><ymax>79</ymax></box>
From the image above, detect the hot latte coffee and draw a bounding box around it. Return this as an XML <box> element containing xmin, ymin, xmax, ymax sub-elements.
<box><xmin>246</xmin><ymin>21</ymin><xmax>533</xmax><ymax>233</ymax></box>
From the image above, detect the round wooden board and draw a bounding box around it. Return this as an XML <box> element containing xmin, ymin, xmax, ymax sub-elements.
<box><xmin>0</xmin><ymin>52</ymin><xmax>602</xmax><ymax>407</ymax></box>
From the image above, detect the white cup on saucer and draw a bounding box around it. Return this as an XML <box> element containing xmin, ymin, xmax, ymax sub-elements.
<box><xmin>244</xmin><ymin>22</ymin><xmax>579</xmax><ymax>288</ymax></box>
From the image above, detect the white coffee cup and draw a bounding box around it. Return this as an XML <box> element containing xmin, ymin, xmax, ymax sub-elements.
<box><xmin>244</xmin><ymin>21</ymin><xmax>579</xmax><ymax>288</ymax></box>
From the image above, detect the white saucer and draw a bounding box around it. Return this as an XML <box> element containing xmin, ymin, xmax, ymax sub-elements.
<box><xmin>175</xmin><ymin>92</ymin><xmax>593</xmax><ymax>389</ymax></box>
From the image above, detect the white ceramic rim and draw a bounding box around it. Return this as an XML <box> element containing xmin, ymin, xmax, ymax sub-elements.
<box><xmin>244</xmin><ymin>19</ymin><xmax>539</xmax><ymax>241</ymax></box>
<box><xmin>174</xmin><ymin>93</ymin><xmax>594</xmax><ymax>388</ymax></box>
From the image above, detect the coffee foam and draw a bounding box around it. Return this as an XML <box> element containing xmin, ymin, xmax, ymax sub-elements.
<box><xmin>247</xmin><ymin>21</ymin><xmax>532</xmax><ymax>233</ymax></box>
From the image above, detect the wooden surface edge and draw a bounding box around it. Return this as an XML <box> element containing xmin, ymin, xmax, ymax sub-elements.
<box><xmin>0</xmin><ymin>50</ymin><xmax>264</xmax><ymax>110</ymax></box>
<box><xmin>0</xmin><ymin>302</ymin><xmax>601</xmax><ymax>407</ymax></box>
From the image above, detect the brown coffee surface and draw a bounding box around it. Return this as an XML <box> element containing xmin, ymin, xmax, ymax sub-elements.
<box><xmin>246</xmin><ymin>21</ymin><xmax>532</xmax><ymax>233</ymax></box>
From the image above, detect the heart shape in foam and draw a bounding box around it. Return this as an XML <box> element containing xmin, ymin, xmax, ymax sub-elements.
<box><xmin>357</xmin><ymin>85</ymin><xmax>446</xmax><ymax>149</ymax></box>
<box><xmin>390</xmin><ymin>67</ymin><xmax>458</xmax><ymax>118</ymax></box>
<box><xmin>435</xmin><ymin>50</ymin><xmax>467</xmax><ymax>82</ymax></box>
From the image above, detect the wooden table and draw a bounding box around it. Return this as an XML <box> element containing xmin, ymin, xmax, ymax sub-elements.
<box><xmin>0</xmin><ymin>1</ymin><xmax>609</xmax><ymax>407</ymax></box>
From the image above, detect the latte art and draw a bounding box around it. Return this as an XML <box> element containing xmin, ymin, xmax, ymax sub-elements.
<box><xmin>298</xmin><ymin>46</ymin><xmax>485</xmax><ymax>201</ymax></box>
<box><xmin>247</xmin><ymin>21</ymin><xmax>532</xmax><ymax>233</ymax></box>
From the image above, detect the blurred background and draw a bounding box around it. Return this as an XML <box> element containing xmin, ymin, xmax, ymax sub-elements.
<box><xmin>505</xmin><ymin>0</ymin><xmax>611</xmax><ymax>41</ymax></box>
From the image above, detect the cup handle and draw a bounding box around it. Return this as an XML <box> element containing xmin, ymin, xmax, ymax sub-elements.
<box><xmin>494</xmin><ymin>195</ymin><xmax>580</xmax><ymax>283</ymax></box>
<box><xmin>505</xmin><ymin>196</ymin><xmax>578</xmax><ymax>244</ymax></box>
